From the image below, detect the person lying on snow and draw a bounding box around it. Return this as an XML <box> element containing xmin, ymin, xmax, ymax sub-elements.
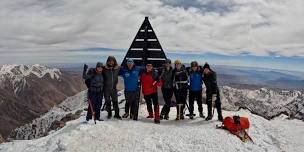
<box><xmin>82</xmin><ymin>62</ymin><xmax>104</xmax><ymax>122</ymax></box>
<box><xmin>119</xmin><ymin>58</ymin><xmax>143</xmax><ymax>121</ymax></box>
<box><xmin>202</xmin><ymin>63</ymin><xmax>223</xmax><ymax>122</ymax></box>
<box><xmin>140</xmin><ymin>62</ymin><xmax>161</xmax><ymax>124</ymax></box>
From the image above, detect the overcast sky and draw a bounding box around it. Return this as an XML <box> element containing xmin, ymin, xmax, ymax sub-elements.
<box><xmin>1</xmin><ymin>0</ymin><xmax>304</xmax><ymax>71</ymax></box>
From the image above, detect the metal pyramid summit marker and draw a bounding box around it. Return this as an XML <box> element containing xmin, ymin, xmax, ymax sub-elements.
<box><xmin>121</xmin><ymin>17</ymin><xmax>167</xmax><ymax>67</ymax></box>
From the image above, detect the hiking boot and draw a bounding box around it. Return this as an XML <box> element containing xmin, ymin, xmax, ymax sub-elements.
<box><xmin>146</xmin><ymin>115</ymin><xmax>154</xmax><ymax>118</ymax></box>
<box><xmin>218</xmin><ymin>116</ymin><xmax>223</xmax><ymax>122</ymax></box>
<box><xmin>154</xmin><ymin>119</ymin><xmax>160</xmax><ymax>124</ymax></box>
<box><xmin>164</xmin><ymin>114</ymin><xmax>169</xmax><ymax>120</ymax></box>
<box><xmin>180</xmin><ymin>115</ymin><xmax>185</xmax><ymax>120</ymax></box>
<box><xmin>205</xmin><ymin>116</ymin><xmax>212</xmax><ymax>121</ymax></box>
<box><xmin>130</xmin><ymin>114</ymin><xmax>133</xmax><ymax>119</ymax></box>
<box><xmin>160</xmin><ymin>115</ymin><xmax>164</xmax><ymax>120</ymax></box>
<box><xmin>189</xmin><ymin>115</ymin><xmax>194</xmax><ymax>120</ymax></box>
<box><xmin>107</xmin><ymin>115</ymin><xmax>112</xmax><ymax>119</ymax></box>
<box><xmin>146</xmin><ymin>112</ymin><xmax>154</xmax><ymax>118</ymax></box>
<box><xmin>97</xmin><ymin>118</ymin><xmax>104</xmax><ymax>121</ymax></box>
<box><xmin>175</xmin><ymin>117</ymin><xmax>180</xmax><ymax>121</ymax></box>
<box><xmin>199</xmin><ymin>113</ymin><xmax>205</xmax><ymax>118</ymax></box>
<box><xmin>114</xmin><ymin>115</ymin><xmax>122</xmax><ymax>120</ymax></box>
<box><xmin>122</xmin><ymin>113</ymin><xmax>129</xmax><ymax>118</ymax></box>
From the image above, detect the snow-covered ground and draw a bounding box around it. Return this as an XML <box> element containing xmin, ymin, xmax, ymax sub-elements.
<box><xmin>1</xmin><ymin>100</ymin><xmax>303</xmax><ymax>152</ymax></box>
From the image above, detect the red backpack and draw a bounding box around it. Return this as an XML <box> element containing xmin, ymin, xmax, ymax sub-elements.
<box><xmin>218</xmin><ymin>116</ymin><xmax>253</xmax><ymax>143</ymax></box>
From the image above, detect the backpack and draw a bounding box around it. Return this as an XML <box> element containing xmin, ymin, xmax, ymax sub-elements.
<box><xmin>218</xmin><ymin>115</ymin><xmax>254</xmax><ymax>143</ymax></box>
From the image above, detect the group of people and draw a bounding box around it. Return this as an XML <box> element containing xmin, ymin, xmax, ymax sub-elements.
<box><xmin>82</xmin><ymin>56</ymin><xmax>223</xmax><ymax>124</ymax></box>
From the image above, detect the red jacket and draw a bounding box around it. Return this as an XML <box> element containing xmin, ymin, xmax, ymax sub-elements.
<box><xmin>140</xmin><ymin>71</ymin><xmax>158</xmax><ymax>95</ymax></box>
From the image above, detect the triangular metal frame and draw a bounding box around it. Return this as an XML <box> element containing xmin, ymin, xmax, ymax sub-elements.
<box><xmin>121</xmin><ymin>17</ymin><xmax>167</xmax><ymax>67</ymax></box>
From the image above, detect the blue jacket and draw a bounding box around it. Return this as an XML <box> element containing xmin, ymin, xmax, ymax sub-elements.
<box><xmin>119</xmin><ymin>66</ymin><xmax>142</xmax><ymax>91</ymax></box>
<box><xmin>189</xmin><ymin>70</ymin><xmax>203</xmax><ymax>91</ymax></box>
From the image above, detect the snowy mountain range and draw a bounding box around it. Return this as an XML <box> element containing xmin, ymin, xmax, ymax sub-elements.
<box><xmin>0</xmin><ymin>64</ymin><xmax>85</xmax><ymax>139</ymax></box>
<box><xmin>0</xmin><ymin>89</ymin><xmax>303</xmax><ymax>152</ymax></box>
<box><xmin>0</xmin><ymin>64</ymin><xmax>61</xmax><ymax>95</ymax></box>
<box><xmin>220</xmin><ymin>86</ymin><xmax>304</xmax><ymax>121</ymax></box>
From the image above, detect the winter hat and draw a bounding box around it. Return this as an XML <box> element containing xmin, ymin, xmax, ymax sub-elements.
<box><xmin>203</xmin><ymin>62</ymin><xmax>210</xmax><ymax>70</ymax></box>
<box><xmin>96</xmin><ymin>62</ymin><xmax>103</xmax><ymax>68</ymax></box>
<box><xmin>191</xmin><ymin>61</ymin><xmax>198</xmax><ymax>67</ymax></box>
<box><xmin>126</xmin><ymin>58</ymin><xmax>134</xmax><ymax>64</ymax></box>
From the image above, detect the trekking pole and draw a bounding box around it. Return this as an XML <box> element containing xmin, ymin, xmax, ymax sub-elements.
<box><xmin>177</xmin><ymin>104</ymin><xmax>182</xmax><ymax>120</ymax></box>
<box><xmin>244</xmin><ymin>130</ymin><xmax>255</xmax><ymax>144</ymax></box>
<box><xmin>101</xmin><ymin>103</ymin><xmax>106</xmax><ymax>111</ymax></box>
<box><xmin>88</xmin><ymin>99</ymin><xmax>96</xmax><ymax>124</ymax></box>
<box><xmin>184</xmin><ymin>102</ymin><xmax>189</xmax><ymax>115</ymax></box>
<box><xmin>212</xmin><ymin>105</ymin><xmax>215</xmax><ymax>118</ymax></box>
<box><xmin>208</xmin><ymin>99</ymin><xmax>215</xmax><ymax>118</ymax></box>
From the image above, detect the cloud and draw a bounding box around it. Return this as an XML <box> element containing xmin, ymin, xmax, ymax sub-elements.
<box><xmin>0</xmin><ymin>0</ymin><xmax>304</xmax><ymax>65</ymax></box>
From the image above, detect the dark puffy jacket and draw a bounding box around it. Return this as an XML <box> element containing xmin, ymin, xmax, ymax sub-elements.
<box><xmin>203</xmin><ymin>70</ymin><xmax>219</xmax><ymax>95</ymax></box>
<box><xmin>173</xmin><ymin>68</ymin><xmax>188</xmax><ymax>90</ymax></box>
<box><xmin>103</xmin><ymin>65</ymin><xmax>120</xmax><ymax>90</ymax></box>
<box><xmin>83</xmin><ymin>69</ymin><xmax>104</xmax><ymax>92</ymax></box>
<box><xmin>159</xmin><ymin>66</ymin><xmax>174</xmax><ymax>89</ymax></box>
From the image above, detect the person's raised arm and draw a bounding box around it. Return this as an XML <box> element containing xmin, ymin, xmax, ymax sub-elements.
<box><xmin>82</xmin><ymin>64</ymin><xmax>88</xmax><ymax>79</ymax></box>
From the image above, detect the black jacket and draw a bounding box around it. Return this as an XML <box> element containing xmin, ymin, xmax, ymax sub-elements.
<box><xmin>83</xmin><ymin>69</ymin><xmax>104</xmax><ymax>92</ymax></box>
<box><xmin>159</xmin><ymin>66</ymin><xmax>174</xmax><ymax>89</ymax></box>
<box><xmin>203</xmin><ymin>70</ymin><xmax>219</xmax><ymax>96</ymax></box>
<box><xmin>173</xmin><ymin>68</ymin><xmax>188</xmax><ymax>90</ymax></box>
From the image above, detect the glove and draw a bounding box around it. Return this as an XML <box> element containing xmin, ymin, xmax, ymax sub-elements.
<box><xmin>83</xmin><ymin>64</ymin><xmax>88</xmax><ymax>71</ymax></box>
<box><xmin>212</xmin><ymin>94</ymin><xmax>217</xmax><ymax>107</ymax></box>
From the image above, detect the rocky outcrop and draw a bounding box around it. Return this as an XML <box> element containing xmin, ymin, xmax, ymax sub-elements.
<box><xmin>49</xmin><ymin>110</ymin><xmax>82</xmax><ymax>131</ymax></box>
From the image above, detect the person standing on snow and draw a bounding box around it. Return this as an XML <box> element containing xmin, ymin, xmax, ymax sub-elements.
<box><xmin>140</xmin><ymin>62</ymin><xmax>160</xmax><ymax>124</ymax></box>
<box><xmin>202</xmin><ymin>63</ymin><xmax>223</xmax><ymax>121</ymax></box>
<box><xmin>119</xmin><ymin>59</ymin><xmax>142</xmax><ymax>120</ymax></box>
<box><xmin>103</xmin><ymin>56</ymin><xmax>122</xmax><ymax>120</ymax></box>
<box><xmin>82</xmin><ymin>62</ymin><xmax>104</xmax><ymax>122</ymax></box>
<box><xmin>186</xmin><ymin>61</ymin><xmax>205</xmax><ymax>119</ymax></box>
<box><xmin>173</xmin><ymin>60</ymin><xmax>188</xmax><ymax>120</ymax></box>
<box><xmin>159</xmin><ymin>59</ymin><xmax>174</xmax><ymax>120</ymax></box>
